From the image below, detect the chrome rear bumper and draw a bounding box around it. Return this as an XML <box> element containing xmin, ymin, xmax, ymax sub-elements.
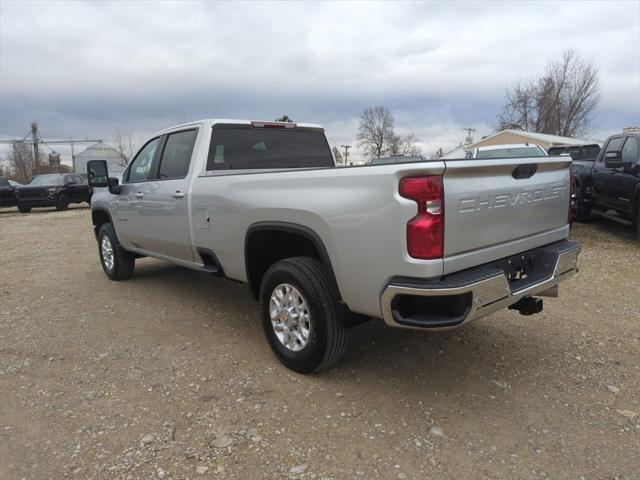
<box><xmin>381</xmin><ymin>240</ymin><xmax>580</xmax><ymax>329</ymax></box>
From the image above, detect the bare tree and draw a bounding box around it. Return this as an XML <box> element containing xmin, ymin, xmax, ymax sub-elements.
<box><xmin>497</xmin><ymin>81</ymin><xmax>537</xmax><ymax>132</ymax></box>
<box><xmin>497</xmin><ymin>49</ymin><xmax>600</xmax><ymax>137</ymax></box>
<box><xmin>8</xmin><ymin>141</ymin><xmax>33</xmax><ymax>182</ymax></box>
<box><xmin>431</xmin><ymin>147</ymin><xmax>445</xmax><ymax>159</ymax></box>
<box><xmin>112</xmin><ymin>130</ymin><xmax>138</xmax><ymax>167</ymax></box>
<box><xmin>389</xmin><ymin>133</ymin><xmax>422</xmax><ymax>155</ymax></box>
<box><xmin>357</xmin><ymin>106</ymin><xmax>395</xmax><ymax>157</ymax></box>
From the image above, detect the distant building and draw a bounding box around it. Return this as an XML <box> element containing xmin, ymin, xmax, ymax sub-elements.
<box><xmin>74</xmin><ymin>142</ymin><xmax>126</xmax><ymax>177</ymax></box>
<box><xmin>441</xmin><ymin>129</ymin><xmax>602</xmax><ymax>159</ymax></box>
<box><xmin>48</xmin><ymin>152</ymin><xmax>61</xmax><ymax>172</ymax></box>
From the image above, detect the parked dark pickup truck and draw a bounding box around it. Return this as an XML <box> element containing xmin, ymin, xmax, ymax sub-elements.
<box><xmin>568</xmin><ymin>132</ymin><xmax>640</xmax><ymax>237</ymax></box>
<box><xmin>0</xmin><ymin>176</ymin><xmax>18</xmax><ymax>208</ymax></box>
<box><xmin>16</xmin><ymin>174</ymin><xmax>92</xmax><ymax>213</ymax></box>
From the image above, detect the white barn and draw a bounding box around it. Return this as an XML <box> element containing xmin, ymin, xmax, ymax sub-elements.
<box><xmin>74</xmin><ymin>142</ymin><xmax>126</xmax><ymax>177</ymax></box>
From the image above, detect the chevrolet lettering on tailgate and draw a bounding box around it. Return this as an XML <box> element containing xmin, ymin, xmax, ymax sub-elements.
<box><xmin>458</xmin><ymin>184</ymin><xmax>568</xmax><ymax>213</ymax></box>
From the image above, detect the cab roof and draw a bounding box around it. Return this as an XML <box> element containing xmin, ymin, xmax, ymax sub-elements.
<box><xmin>156</xmin><ymin>119</ymin><xmax>324</xmax><ymax>135</ymax></box>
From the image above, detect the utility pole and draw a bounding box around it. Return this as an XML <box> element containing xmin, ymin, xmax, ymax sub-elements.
<box><xmin>70</xmin><ymin>140</ymin><xmax>76</xmax><ymax>173</ymax></box>
<box><xmin>462</xmin><ymin>127</ymin><xmax>476</xmax><ymax>145</ymax></box>
<box><xmin>31</xmin><ymin>122</ymin><xmax>40</xmax><ymax>169</ymax></box>
<box><xmin>341</xmin><ymin>144</ymin><xmax>351</xmax><ymax>166</ymax></box>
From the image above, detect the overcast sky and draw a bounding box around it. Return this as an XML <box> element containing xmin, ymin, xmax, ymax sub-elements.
<box><xmin>1</xmin><ymin>0</ymin><xmax>639</xmax><ymax>164</ymax></box>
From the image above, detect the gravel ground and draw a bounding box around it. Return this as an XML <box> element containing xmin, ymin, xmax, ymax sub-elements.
<box><xmin>0</xmin><ymin>206</ymin><xmax>638</xmax><ymax>480</ymax></box>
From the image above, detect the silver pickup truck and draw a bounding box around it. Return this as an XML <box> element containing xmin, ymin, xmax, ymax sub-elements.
<box><xmin>87</xmin><ymin>119</ymin><xmax>581</xmax><ymax>373</ymax></box>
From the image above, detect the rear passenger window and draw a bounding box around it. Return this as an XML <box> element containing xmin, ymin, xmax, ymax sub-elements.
<box><xmin>206</xmin><ymin>126</ymin><xmax>333</xmax><ymax>170</ymax></box>
<box><xmin>158</xmin><ymin>130</ymin><xmax>198</xmax><ymax>179</ymax></box>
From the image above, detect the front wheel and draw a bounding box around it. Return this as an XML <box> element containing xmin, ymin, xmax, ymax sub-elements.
<box><xmin>259</xmin><ymin>257</ymin><xmax>348</xmax><ymax>373</ymax></box>
<box><xmin>17</xmin><ymin>205</ymin><xmax>31</xmax><ymax>213</ymax></box>
<box><xmin>98</xmin><ymin>223</ymin><xmax>135</xmax><ymax>280</ymax></box>
<box><xmin>635</xmin><ymin>205</ymin><xmax>640</xmax><ymax>240</ymax></box>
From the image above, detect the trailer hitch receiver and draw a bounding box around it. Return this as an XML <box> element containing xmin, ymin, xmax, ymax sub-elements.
<box><xmin>508</xmin><ymin>296</ymin><xmax>543</xmax><ymax>316</ymax></box>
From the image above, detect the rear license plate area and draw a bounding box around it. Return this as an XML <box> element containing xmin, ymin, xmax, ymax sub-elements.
<box><xmin>489</xmin><ymin>249</ymin><xmax>555</xmax><ymax>292</ymax></box>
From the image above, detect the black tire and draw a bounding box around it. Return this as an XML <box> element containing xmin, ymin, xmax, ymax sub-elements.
<box><xmin>17</xmin><ymin>205</ymin><xmax>31</xmax><ymax>213</ymax></box>
<box><xmin>56</xmin><ymin>195</ymin><xmax>69</xmax><ymax>211</ymax></box>
<box><xmin>574</xmin><ymin>185</ymin><xmax>592</xmax><ymax>223</ymax></box>
<box><xmin>259</xmin><ymin>257</ymin><xmax>348</xmax><ymax>374</ymax></box>
<box><xmin>97</xmin><ymin>223</ymin><xmax>135</xmax><ymax>280</ymax></box>
<box><xmin>635</xmin><ymin>205</ymin><xmax>640</xmax><ymax>240</ymax></box>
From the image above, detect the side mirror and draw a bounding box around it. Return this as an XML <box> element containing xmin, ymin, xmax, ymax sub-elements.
<box><xmin>107</xmin><ymin>177</ymin><xmax>121</xmax><ymax>195</ymax></box>
<box><xmin>87</xmin><ymin>160</ymin><xmax>109</xmax><ymax>187</ymax></box>
<box><xmin>87</xmin><ymin>160</ymin><xmax>121</xmax><ymax>194</ymax></box>
<box><xmin>604</xmin><ymin>150</ymin><xmax>630</xmax><ymax>168</ymax></box>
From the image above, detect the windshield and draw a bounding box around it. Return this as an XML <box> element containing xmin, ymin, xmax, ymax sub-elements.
<box><xmin>29</xmin><ymin>175</ymin><xmax>65</xmax><ymax>186</ymax></box>
<box><xmin>548</xmin><ymin>145</ymin><xmax>600</xmax><ymax>160</ymax></box>
<box><xmin>476</xmin><ymin>147</ymin><xmax>547</xmax><ymax>159</ymax></box>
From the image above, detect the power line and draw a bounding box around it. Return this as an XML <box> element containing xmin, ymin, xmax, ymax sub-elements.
<box><xmin>0</xmin><ymin>122</ymin><xmax>102</xmax><ymax>172</ymax></box>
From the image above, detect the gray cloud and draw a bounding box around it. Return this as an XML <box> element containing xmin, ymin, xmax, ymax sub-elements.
<box><xmin>1</xmin><ymin>0</ymin><xmax>638</xmax><ymax>164</ymax></box>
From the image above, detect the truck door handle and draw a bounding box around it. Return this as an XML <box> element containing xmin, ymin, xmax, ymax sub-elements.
<box><xmin>135</xmin><ymin>192</ymin><xmax>144</xmax><ymax>199</ymax></box>
<box><xmin>172</xmin><ymin>191</ymin><xmax>185</xmax><ymax>199</ymax></box>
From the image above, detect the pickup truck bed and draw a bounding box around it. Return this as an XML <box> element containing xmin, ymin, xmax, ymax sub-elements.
<box><xmin>88</xmin><ymin>119</ymin><xmax>580</xmax><ymax>373</ymax></box>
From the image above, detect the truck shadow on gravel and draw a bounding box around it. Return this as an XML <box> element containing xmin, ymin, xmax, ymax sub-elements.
<box><xmin>125</xmin><ymin>260</ymin><xmax>544</xmax><ymax>391</ymax></box>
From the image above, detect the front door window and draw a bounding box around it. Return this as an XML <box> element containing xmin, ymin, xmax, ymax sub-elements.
<box><xmin>127</xmin><ymin>138</ymin><xmax>160</xmax><ymax>183</ymax></box>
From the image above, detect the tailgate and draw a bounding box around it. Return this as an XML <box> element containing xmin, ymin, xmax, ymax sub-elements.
<box><xmin>442</xmin><ymin>157</ymin><xmax>571</xmax><ymax>273</ymax></box>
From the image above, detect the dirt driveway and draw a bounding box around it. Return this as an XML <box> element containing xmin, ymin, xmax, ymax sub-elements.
<box><xmin>1</xmin><ymin>207</ymin><xmax>638</xmax><ymax>479</ymax></box>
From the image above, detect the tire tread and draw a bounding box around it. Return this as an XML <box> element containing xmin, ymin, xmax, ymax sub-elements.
<box><xmin>285</xmin><ymin>257</ymin><xmax>347</xmax><ymax>371</ymax></box>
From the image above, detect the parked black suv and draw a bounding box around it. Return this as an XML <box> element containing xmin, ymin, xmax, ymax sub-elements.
<box><xmin>569</xmin><ymin>132</ymin><xmax>640</xmax><ymax>237</ymax></box>
<box><xmin>0</xmin><ymin>176</ymin><xmax>18</xmax><ymax>208</ymax></box>
<box><xmin>16</xmin><ymin>174</ymin><xmax>92</xmax><ymax>213</ymax></box>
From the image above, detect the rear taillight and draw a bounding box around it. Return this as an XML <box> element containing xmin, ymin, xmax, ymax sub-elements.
<box><xmin>569</xmin><ymin>170</ymin><xmax>575</xmax><ymax>225</ymax></box>
<box><xmin>399</xmin><ymin>176</ymin><xmax>444</xmax><ymax>259</ymax></box>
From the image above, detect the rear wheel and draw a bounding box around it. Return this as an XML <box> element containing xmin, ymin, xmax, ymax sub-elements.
<box><xmin>574</xmin><ymin>185</ymin><xmax>592</xmax><ymax>223</ymax></box>
<box><xmin>17</xmin><ymin>205</ymin><xmax>31</xmax><ymax>213</ymax></box>
<box><xmin>259</xmin><ymin>257</ymin><xmax>348</xmax><ymax>373</ymax></box>
<box><xmin>98</xmin><ymin>223</ymin><xmax>135</xmax><ymax>280</ymax></box>
<box><xmin>635</xmin><ymin>205</ymin><xmax>640</xmax><ymax>240</ymax></box>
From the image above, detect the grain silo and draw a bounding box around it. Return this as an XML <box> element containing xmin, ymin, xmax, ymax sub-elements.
<box><xmin>74</xmin><ymin>142</ymin><xmax>127</xmax><ymax>178</ymax></box>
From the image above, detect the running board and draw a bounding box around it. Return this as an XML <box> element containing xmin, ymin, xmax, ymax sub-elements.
<box><xmin>592</xmin><ymin>210</ymin><xmax>634</xmax><ymax>227</ymax></box>
<box><xmin>200</xmin><ymin>264</ymin><xmax>221</xmax><ymax>275</ymax></box>
<box><xmin>197</xmin><ymin>247</ymin><xmax>223</xmax><ymax>276</ymax></box>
